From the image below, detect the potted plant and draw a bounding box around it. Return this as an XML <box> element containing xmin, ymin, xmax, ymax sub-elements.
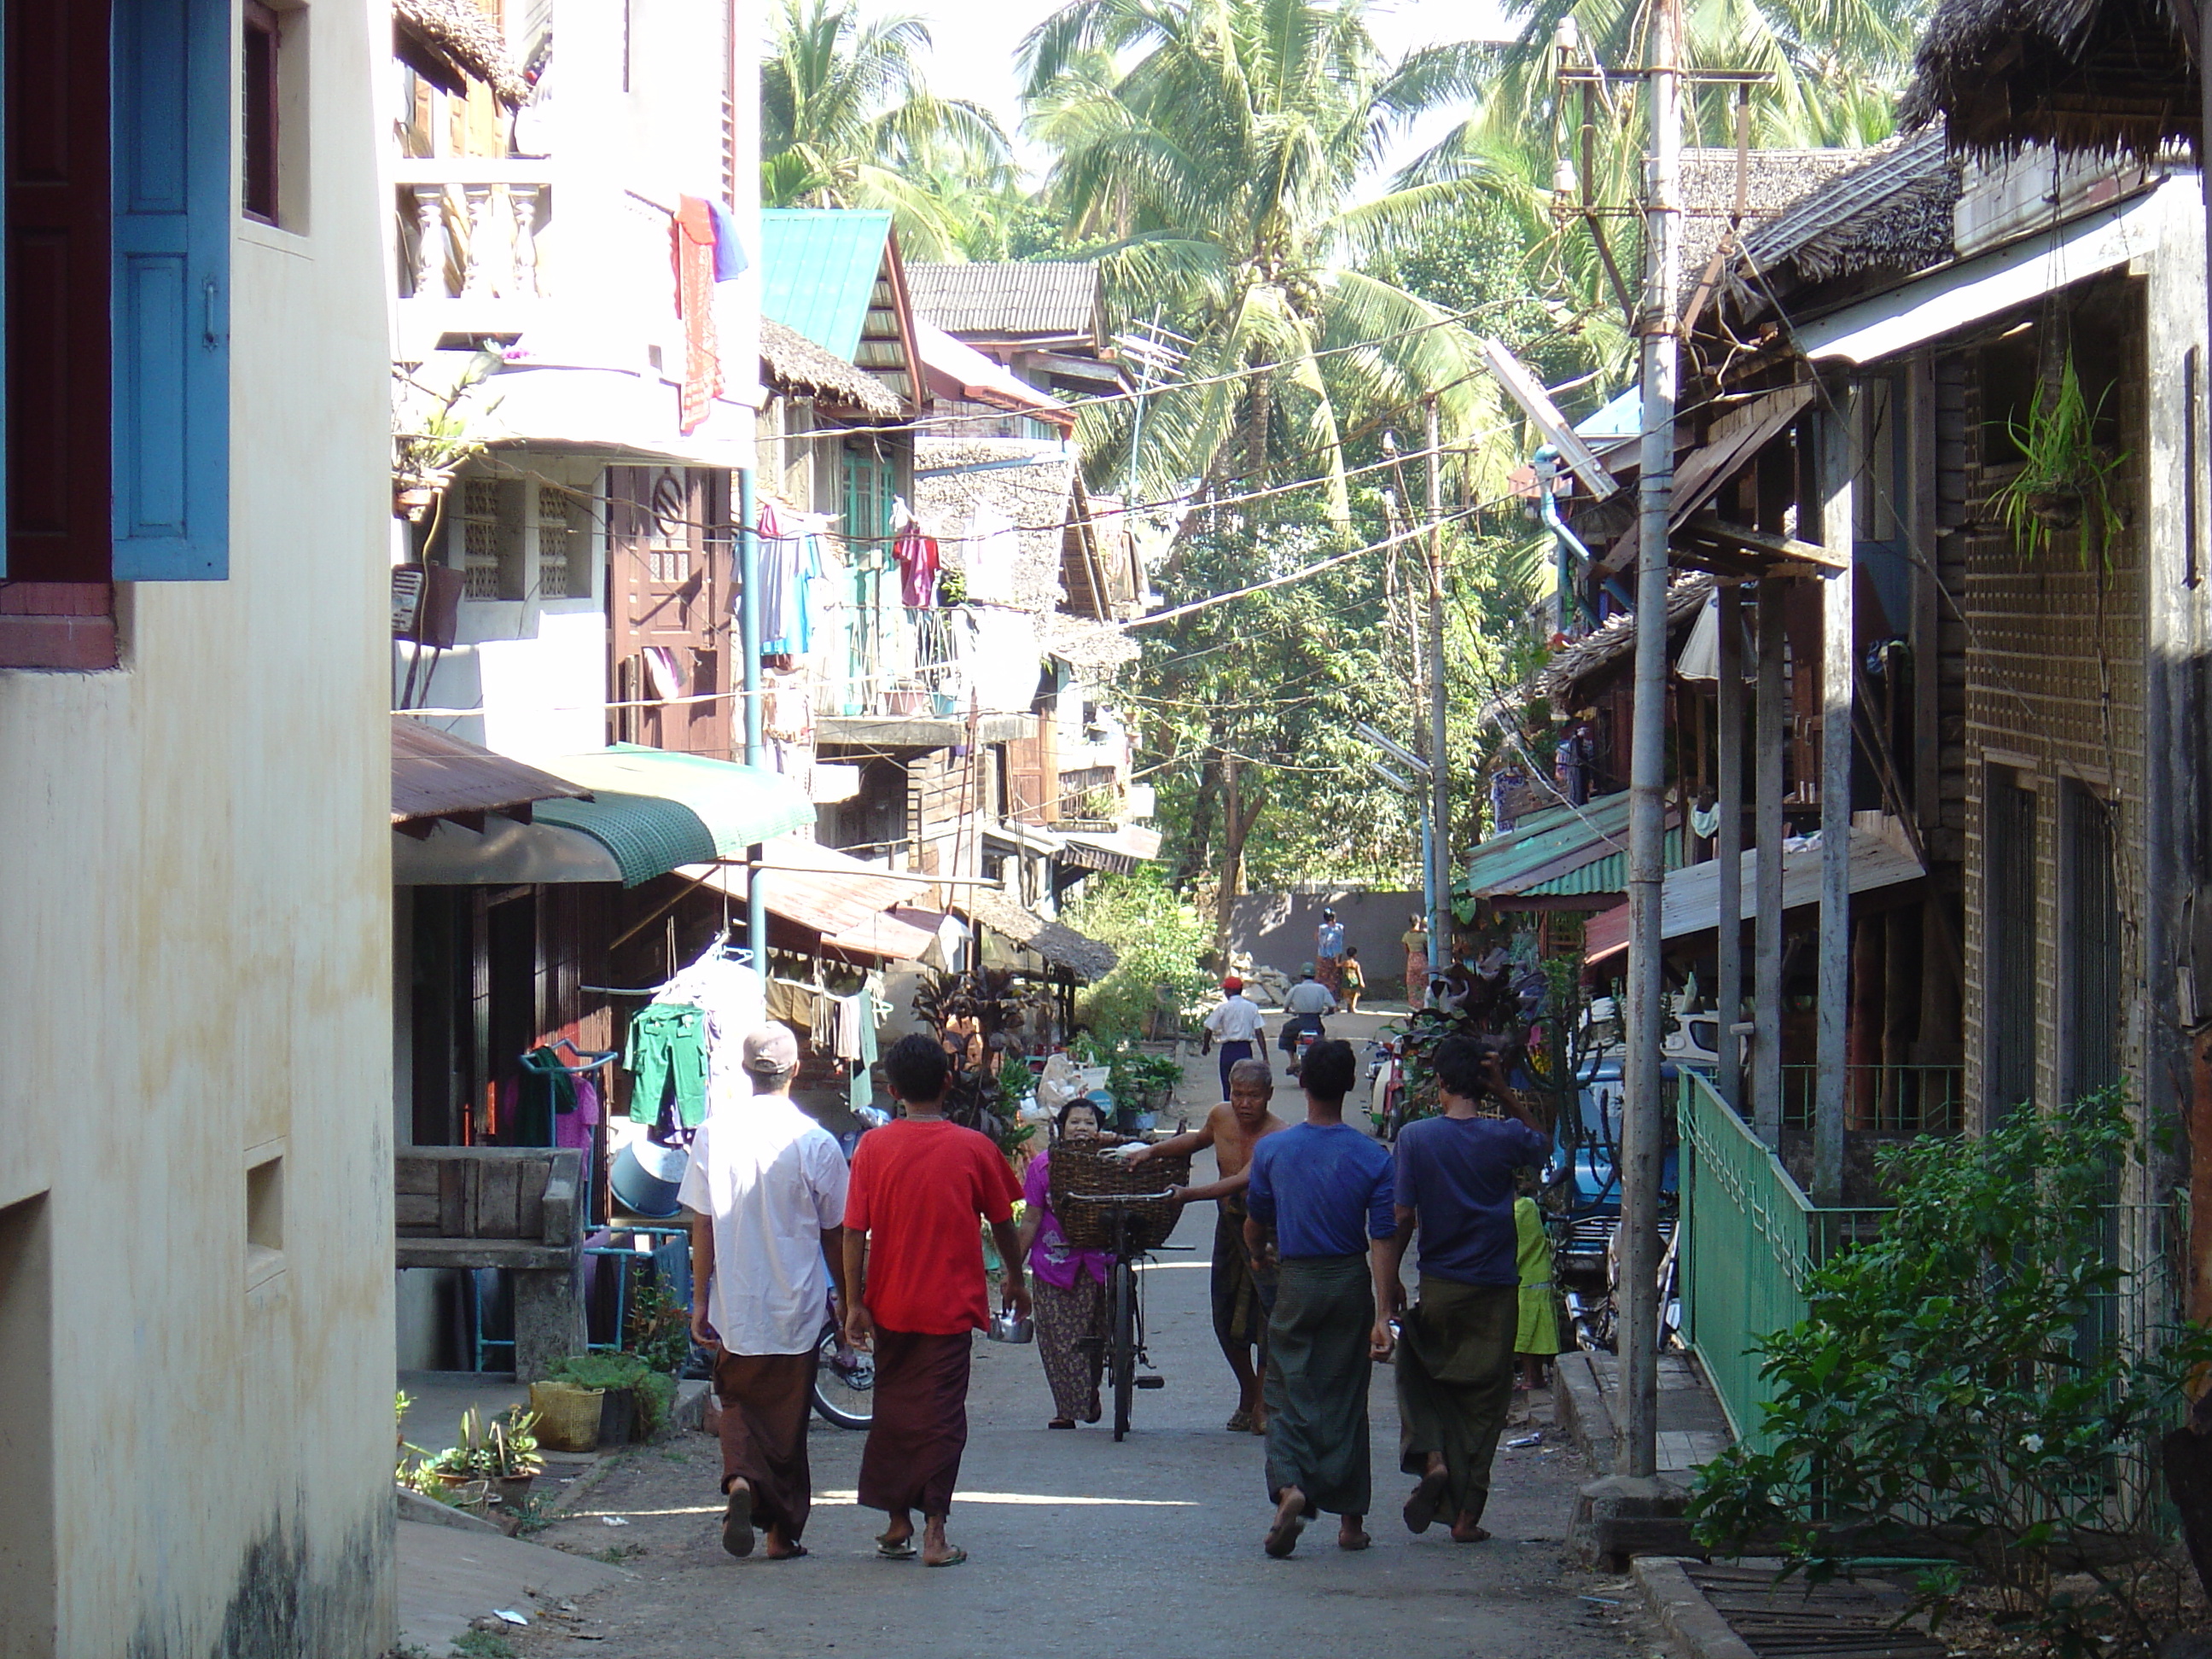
<box><xmin>545</xmin><ymin>1352</ymin><xmax>677</xmax><ymax>1442</ymax></box>
<box><xmin>484</xmin><ymin>1408</ymin><xmax>544</xmax><ymax>1510</ymax></box>
<box><xmin>392</xmin><ymin>358</ymin><xmax>501</xmax><ymax>524</ymax></box>
<box><xmin>1993</xmin><ymin>352</ymin><xmax>2128</xmax><ymax>566</ymax></box>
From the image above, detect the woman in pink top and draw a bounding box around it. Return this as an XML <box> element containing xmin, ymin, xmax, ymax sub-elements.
<box><xmin>1017</xmin><ymin>1099</ymin><xmax>1117</xmax><ymax>1429</ymax></box>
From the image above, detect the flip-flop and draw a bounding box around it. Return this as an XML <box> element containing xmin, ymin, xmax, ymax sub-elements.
<box><xmin>720</xmin><ymin>1485</ymin><xmax>754</xmax><ymax>1558</ymax></box>
<box><xmin>923</xmin><ymin>1547</ymin><xmax>969</xmax><ymax>1569</ymax></box>
<box><xmin>1264</xmin><ymin>1498</ymin><xmax>1306</xmax><ymax>1559</ymax></box>
<box><xmin>875</xmin><ymin>1537</ymin><xmax>917</xmax><ymax>1560</ymax></box>
<box><xmin>1338</xmin><ymin>1530</ymin><xmax>1372</xmax><ymax>1552</ymax></box>
<box><xmin>1225</xmin><ymin>1409</ymin><xmax>1254</xmax><ymax>1433</ymax></box>
<box><xmin>1049</xmin><ymin>1418</ymin><xmax>1077</xmax><ymax>1430</ymax></box>
<box><xmin>1402</xmin><ymin>1467</ymin><xmax>1449</xmax><ymax>1535</ymax></box>
<box><xmin>765</xmin><ymin>1543</ymin><xmax>809</xmax><ymax>1561</ymax></box>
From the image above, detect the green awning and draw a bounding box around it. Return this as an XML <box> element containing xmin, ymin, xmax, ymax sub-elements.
<box><xmin>533</xmin><ymin>747</ymin><xmax>814</xmax><ymax>887</ymax></box>
<box><xmin>532</xmin><ymin>791</ymin><xmax>720</xmax><ymax>888</ymax></box>
<box><xmin>1456</xmin><ymin>789</ymin><xmax>1685</xmax><ymax>905</ymax></box>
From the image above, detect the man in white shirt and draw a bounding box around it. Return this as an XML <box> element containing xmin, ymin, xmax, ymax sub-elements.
<box><xmin>1278</xmin><ymin>964</ymin><xmax>1340</xmax><ymax>1076</ymax></box>
<box><xmin>1202</xmin><ymin>976</ymin><xmax>1267</xmax><ymax>1100</ymax></box>
<box><xmin>680</xmin><ymin>1022</ymin><xmax>849</xmax><ymax>1561</ymax></box>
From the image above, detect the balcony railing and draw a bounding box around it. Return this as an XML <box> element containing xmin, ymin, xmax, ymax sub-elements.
<box><xmin>393</xmin><ymin>158</ymin><xmax>556</xmax><ymax>334</ymax></box>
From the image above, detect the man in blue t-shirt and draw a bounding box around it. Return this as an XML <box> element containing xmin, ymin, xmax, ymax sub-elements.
<box><xmin>1243</xmin><ymin>1039</ymin><xmax>1394</xmax><ymax>1558</ymax></box>
<box><xmin>1375</xmin><ymin>1035</ymin><xmax>1552</xmax><ymax>1544</ymax></box>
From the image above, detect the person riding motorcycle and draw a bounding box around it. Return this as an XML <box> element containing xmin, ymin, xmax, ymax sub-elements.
<box><xmin>1277</xmin><ymin>963</ymin><xmax>1338</xmax><ymax>1075</ymax></box>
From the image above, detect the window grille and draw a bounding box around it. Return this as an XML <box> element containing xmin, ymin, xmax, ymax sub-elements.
<box><xmin>2064</xmin><ymin>783</ymin><xmax>2122</xmax><ymax>1097</ymax></box>
<box><xmin>459</xmin><ymin>477</ymin><xmax>521</xmax><ymax>599</ymax></box>
<box><xmin>537</xmin><ymin>484</ymin><xmax>581</xmax><ymax>600</ymax></box>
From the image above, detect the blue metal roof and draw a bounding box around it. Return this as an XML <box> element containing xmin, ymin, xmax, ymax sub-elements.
<box><xmin>1575</xmin><ymin>387</ymin><xmax>1640</xmax><ymax>443</ymax></box>
<box><xmin>759</xmin><ymin>209</ymin><xmax>894</xmax><ymax>362</ymax></box>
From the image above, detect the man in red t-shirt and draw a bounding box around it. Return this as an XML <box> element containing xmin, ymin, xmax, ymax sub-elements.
<box><xmin>841</xmin><ymin>1033</ymin><xmax>1027</xmax><ymax>1567</ymax></box>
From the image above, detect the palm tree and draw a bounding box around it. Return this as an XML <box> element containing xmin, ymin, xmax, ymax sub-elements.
<box><xmin>1021</xmin><ymin>0</ymin><xmax>1513</xmax><ymax>528</ymax></box>
<box><xmin>762</xmin><ymin>0</ymin><xmax>1013</xmax><ymax>260</ymax></box>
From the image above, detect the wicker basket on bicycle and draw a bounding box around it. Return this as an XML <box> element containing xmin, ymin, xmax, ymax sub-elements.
<box><xmin>1046</xmin><ymin>1143</ymin><xmax>1193</xmax><ymax>1252</ymax></box>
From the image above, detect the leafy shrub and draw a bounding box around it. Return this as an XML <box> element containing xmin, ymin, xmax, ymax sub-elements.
<box><xmin>546</xmin><ymin>1351</ymin><xmax>677</xmax><ymax>1437</ymax></box>
<box><xmin>1688</xmin><ymin>1088</ymin><xmax>2212</xmax><ymax>1655</ymax></box>
<box><xmin>1058</xmin><ymin>873</ymin><xmax>1214</xmax><ymax>1042</ymax></box>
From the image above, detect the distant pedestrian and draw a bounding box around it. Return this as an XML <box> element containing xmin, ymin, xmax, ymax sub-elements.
<box><xmin>1244</xmin><ymin>1039</ymin><xmax>1394</xmax><ymax>1557</ymax></box>
<box><xmin>1340</xmin><ymin>946</ymin><xmax>1366</xmax><ymax>1015</ymax></box>
<box><xmin>1375</xmin><ymin>1036</ymin><xmax>1551</xmax><ymax>1545</ymax></box>
<box><xmin>1402</xmin><ymin>914</ymin><xmax>1430</xmax><ymax>1010</ymax></box>
<box><xmin>1202</xmin><ymin>975</ymin><xmax>1266</xmax><ymax>1101</ymax></box>
<box><xmin>842</xmin><ymin>1034</ymin><xmax>1028</xmax><ymax>1568</ymax></box>
<box><xmin>1133</xmin><ymin>1058</ymin><xmax>1287</xmax><ymax>1432</ymax></box>
<box><xmin>1017</xmin><ymin>1097</ymin><xmax>1115</xmax><ymax>1429</ymax></box>
<box><xmin>1513</xmin><ymin>1181</ymin><xmax>1561</xmax><ymax>1392</ymax></box>
<box><xmin>1314</xmin><ymin>908</ymin><xmax>1348</xmax><ymax>998</ymax></box>
<box><xmin>681</xmin><ymin>1022</ymin><xmax>849</xmax><ymax>1561</ymax></box>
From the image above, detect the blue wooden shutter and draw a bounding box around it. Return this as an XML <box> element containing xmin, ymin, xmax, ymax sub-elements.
<box><xmin>111</xmin><ymin>0</ymin><xmax>230</xmax><ymax>581</ymax></box>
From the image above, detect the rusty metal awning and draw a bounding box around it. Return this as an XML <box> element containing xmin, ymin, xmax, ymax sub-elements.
<box><xmin>391</xmin><ymin>718</ymin><xmax>590</xmax><ymax>829</ymax></box>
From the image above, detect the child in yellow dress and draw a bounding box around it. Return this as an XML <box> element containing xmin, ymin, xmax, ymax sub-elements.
<box><xmin>1512</xmin><ymin>1185</ymin><xmax>1561</xmax><ymax>1390</ymax></box>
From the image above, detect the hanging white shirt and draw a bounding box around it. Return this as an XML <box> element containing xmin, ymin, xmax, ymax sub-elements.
<box><xmin>675</xmin><ymin>1093</ymin><xmax>849</xmax><ymax>1356</ymax></box>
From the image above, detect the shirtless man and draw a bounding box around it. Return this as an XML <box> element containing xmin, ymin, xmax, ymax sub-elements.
<box><xmin>1129</xmin><ymin>1058</ymin><xmax>1286</xmax><ymax>1431</ymax></box>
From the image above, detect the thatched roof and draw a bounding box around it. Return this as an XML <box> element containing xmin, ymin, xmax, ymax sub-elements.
<box><xmin>1679</xmin><ymin>148</ymin><xmax>1876</xmax><ymax>300</ymax></box>
<box><xmin>914</xmin><ymin>438</ymin><xmax>1080</xmax><ymax>613</ymax></box>
<box><xmin>968</xmin><ymin>889</ymin><xmax>1119</xmax><ymax>982</ymax></box>
<box><xmin>1739</xmin><ymin>128</ymin><xmax>1961</xmax><ymax>289</ymax></box>
<box><xmin>1540</xmin><ymin>574</ymin><xmax>1715</xmax><ymax>701</ymax></box>
<box><xmin>1901</xmin><ymin>0</ymin><xmax>2198</xmax><ymax>157</ymax></box>
<box><xmin>393</xmin><ymin>0</ymin><xmax>531</xmax><ymax>107</ymax></box>
<box><xmin>760</xmin><ymin>317</ymin><xmax>904</xmax><ymax>418</ymax></box>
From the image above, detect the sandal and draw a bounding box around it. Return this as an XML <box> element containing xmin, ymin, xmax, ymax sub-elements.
<box><xmin>1049</xmin><ymin>1417</ymin><xmax>1077</xmax><ymax>1430</ymax></box>
<box><xmin>1403</xmin><ymin>1466</ymin><xmax>1449</xmax><ymax>1535</ymax></box>
<box><xmin>924</xmin><ymin>1547</ymin><xmax>969</xmax><ymax>1569</ymax></box>
<box><xmin>720</xmin><ymin>1482</ymin><xmax>754</xmax><ymax>1558</ymax></box>
<box><xmin>1225</xmin><ymin>1409</ymin><xmax>1254</xmax><ymax>1433</ymax></box>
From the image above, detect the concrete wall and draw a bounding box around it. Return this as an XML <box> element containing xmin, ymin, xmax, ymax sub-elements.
<box><xmin>0</xmin><ymin>1</ymin><xmax>395</xmax><ymax>1652</ymax></box>
<box><xmin>1229</xmin><ymin>890</ymin><xmax>1428</xmax><ymax>991</ymax></box>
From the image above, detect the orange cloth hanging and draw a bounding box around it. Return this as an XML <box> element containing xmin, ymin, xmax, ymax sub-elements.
<box><xmin>672</xmin><ymin>195</ymin><xmax>723</xmax><ymax>434</ymax></box>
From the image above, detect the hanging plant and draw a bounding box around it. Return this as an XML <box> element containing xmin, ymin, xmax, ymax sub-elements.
<box><xmin>1992</xmin><ymin>353</ymin><xmax>2127</xmax><ymax>567</ymax></box>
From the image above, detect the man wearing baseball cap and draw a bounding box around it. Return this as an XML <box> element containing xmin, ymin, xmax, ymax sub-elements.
<box><xmin>679</xmin><ymin>1022</ymin><xmax>849</xmax><ymax>1560</ymax></box>
<box><xmin>1202</xmin><ymin>975</ymin><xmax>1266</xmax><ymax>1102</ymax></box>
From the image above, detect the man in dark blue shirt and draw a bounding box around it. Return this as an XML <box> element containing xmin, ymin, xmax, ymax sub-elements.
<box><xmin>1374</xmin><ymin>1035</ymin><xmax>1551</xmax><ymax>1545</ymax></box>
<box><xmin>1243</xmin><ymin>1039</ymin><xmax>1394</xmax><ymax>1557</ymax></box>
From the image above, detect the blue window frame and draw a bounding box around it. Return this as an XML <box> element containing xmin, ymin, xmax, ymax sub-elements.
<box><xmin>0</xmin><ymin>0</ymin><xmax>230</xmax><ymax>584</ymax></box>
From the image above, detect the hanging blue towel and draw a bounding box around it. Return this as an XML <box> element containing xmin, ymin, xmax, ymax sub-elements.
<box><xmin>707</xmin><ymin>200</ymin><xmax>748</xmax><ymax>282</ymax></box>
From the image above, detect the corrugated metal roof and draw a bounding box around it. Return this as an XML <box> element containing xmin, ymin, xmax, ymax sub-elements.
<box><xmin>905</xmin><ymin>262</ymin><xmax>1101</xmax><ymax>340</ymax></box>
<box><xmin>391</xmin><ymin>718</ymin><xmax>591</xmax><ymax>825</ymax></box>
<box><xmin>1518</xmin><ymin>828</ymin><xmax>1686</xmax><ymax>898</ymax></box>
<box><xmin>679</xmin><ymin>837</ymin><xmax>939</xmax><ymax>959</ymax></box>
<box><xmin>1456</xmin><ymin>791</ymin><xmax>1632</xmax><ymax>901</ymax></box>
<box><xmin>539</xmin><ymin>746</ymin><xmax>814</xmax><ymax>860</ymax></box>
<box><xmin>760</xmin><ymin>209</ymin><xmax>894</xmax><ymax>362</ymax></box>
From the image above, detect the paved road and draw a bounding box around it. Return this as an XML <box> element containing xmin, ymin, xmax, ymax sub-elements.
<box><xmin>511</xmin><ymin>1019</ymin><xmax>1638</xmax><ymax>1659</ymax></box>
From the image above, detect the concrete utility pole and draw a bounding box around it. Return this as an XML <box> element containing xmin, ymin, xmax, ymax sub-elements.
<box><xmin>1620</xmin><ymin>0</ymin><xmax>1683</xmax><ymax>1482</ymax></box>
<box><xmin>1426</xmin><ymin>396</ymin><xmax>1451</xmax><ymax>981</ymax></box>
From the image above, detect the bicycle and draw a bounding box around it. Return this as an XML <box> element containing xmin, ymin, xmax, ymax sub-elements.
<box><xmin>1062</xmin><ymin>1193</ymin><xmax>1172</xmax><ymax>1440</ymax></box>
<box><xmin>810</xmin><ymin>1290</ymin><xmax>874</xmax><ymax>1429</ymax></box>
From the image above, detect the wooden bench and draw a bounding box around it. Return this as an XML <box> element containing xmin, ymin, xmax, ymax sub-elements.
<box><xmin>396</xmin><ymin>1148</ymin><xmax>585</xmax><ymax>1379</ymax></box>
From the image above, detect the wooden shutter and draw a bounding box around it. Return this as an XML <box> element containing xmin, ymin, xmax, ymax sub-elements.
<box><xmin>110</xmin><ymin>0</ymin><xmax>230</xmax><ymax>581</ymax></box>
<box><xmin>4</xmin><ymin>3</ymin><xmax>111</xmax><ymax>580</ymax></box>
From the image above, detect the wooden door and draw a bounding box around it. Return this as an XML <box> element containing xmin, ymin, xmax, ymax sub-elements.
<box><xmin>608</xmin><ymin>465</ymin><xmax>731</xmax><ymax>758</ymax></box>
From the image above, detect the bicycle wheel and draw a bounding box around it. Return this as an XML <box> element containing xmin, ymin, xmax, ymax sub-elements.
<box><xmin>1110</xmin><ymin>1259</ymin><xmax>1136</xmax><ymax>1441</ymax></box>
<box><xmin>811</xmin><ymin>1320</ymin><xmax>875</xmax><ymax>1429</ymax></box>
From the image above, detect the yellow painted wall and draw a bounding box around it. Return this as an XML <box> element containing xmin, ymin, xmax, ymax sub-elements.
<box><xmin>0</xmin><ymin>1</ymin><xmax>395</xmax><ymax>1652</ymax></box>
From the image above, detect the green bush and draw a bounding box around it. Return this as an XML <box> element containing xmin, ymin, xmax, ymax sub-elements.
<box><xmin>1059</xmin><ymin>873</ymin><xmax>1215</xmax><ymax>1043</ymax></box>
<box><xmin>1688</xmin><ymin>1088</ymin><xmax>2212</xmax><ymax>1655</ymax></box>
<box><xmin>546</xmin><ymin>1351</ymin><xmax>677</xmax><ymax>1438</ymax></box>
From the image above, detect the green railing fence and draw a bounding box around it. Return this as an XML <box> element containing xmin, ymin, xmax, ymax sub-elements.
<box><xmin>1778</xmin><ymin>1062</ymin><xmax>1963</xmax><ymax>1134</ymax></box>
<box><xmin>1678</xmin><ymin>1069</ymin><xmax>1884</xmax><ymax>1450</ymax></box>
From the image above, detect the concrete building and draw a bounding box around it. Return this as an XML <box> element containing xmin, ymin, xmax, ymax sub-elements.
<box><xmin>0</xmin><ymin>0</ymin><xmax>395</xmax><ymax>1653</ymax></box>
